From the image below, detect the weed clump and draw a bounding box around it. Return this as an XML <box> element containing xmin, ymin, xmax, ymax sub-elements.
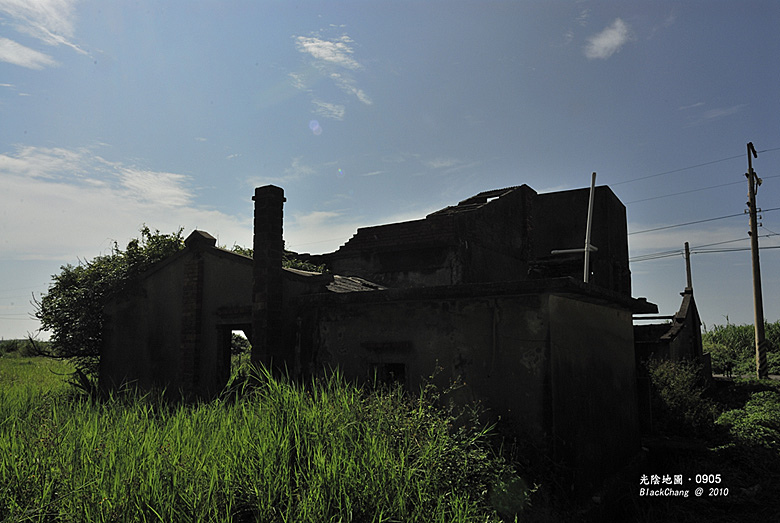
<box><xmin>646</xmin><ymin>358</ymin><xmax>717</xmax><ymax>438</ymax></box>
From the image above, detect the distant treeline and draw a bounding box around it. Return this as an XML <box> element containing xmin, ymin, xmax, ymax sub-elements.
<box><xmin>703</xmin><ymin>321</ymin><xmax>780</xmax><ymax>376</ymax></box>
<box><xmin>0</xmin><ymin>338</ymin><xmax>51</xmax><ymax>358</ymax></box>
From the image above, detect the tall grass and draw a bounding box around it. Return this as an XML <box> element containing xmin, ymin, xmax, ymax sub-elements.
<box><xmin>0</xmin><ymin>364</ymin><xmax>526</xmax><ymax>522</ymax></box>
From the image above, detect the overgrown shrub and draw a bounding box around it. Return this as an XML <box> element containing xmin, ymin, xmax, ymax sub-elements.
<box><xmin>716</xmin><ymin>390</ymin><xmax>780</xmax><ymax>450</ymax></box>
<box><xmin>34</xmin><ymin>226</ymin><xmax>185</xmax><ymax>377</ymax></box>
<box><xmin>646</xmin><ymin>358</ymin><xmax>716</xmax><ymax>437</ymax></box>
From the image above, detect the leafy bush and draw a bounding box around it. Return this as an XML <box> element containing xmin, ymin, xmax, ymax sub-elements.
<box><xmin>646</xmin><ymin>358</ymin><xmax>716</xmax><ymax>437</ymax></box>
<box><xmin>34</xmin><ymin>226</ymin><xmax>184</xmax><ymax>377</ymax></box>
<box><xmin>716</xmin><ymin>391</ymin><xmax>780</xmax><ymax>450</ymax></box>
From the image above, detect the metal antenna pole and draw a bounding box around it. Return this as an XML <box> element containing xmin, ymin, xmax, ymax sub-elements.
<box><xmin>551</xmin><ymin>173</ymin><xmax>599</xmax><ymax>283</ymax></box>
<box><xmin>684</xmin><ymin>241</ymin><xmax>693</xmax><ymax>290</ymax></box>
<box><xmin>746</xmin><ymin>142</ymin><xmax>768</xmax><ymax>379</ymax></box>
<box><xmin>583</xmin><ymin>172</ymin><xmax>597</xmax><ymax>283</ymax></box>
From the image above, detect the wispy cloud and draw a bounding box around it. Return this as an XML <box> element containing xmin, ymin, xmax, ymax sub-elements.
<box><xmin>313</xmin><ymin>100</ymin><xmax>346</xmax><ymax>120</ymax></box>
<box><xmin>425</xmin><ymin>157</ymin><xmax>461</xmax><ymax>170</ymax></box>
<box><xmin>701</xmin><ymin>105</ymin><xmax>745</xmax><ymax>120</ymax></box>
<box><xmin>576</xmin><ymin>8</ymin><xmax>590</xmax><ymax>27</ymax></box>
<box><xmin>0</xmin><ymin>0</ymin><xmax>86</xmax><ymax>68</ymax></box>
<box><xmin>679</xmin><ymin>102</ymin><xmax>705</xmax><ymax>111</ymax></box>
<box><xmin>584</xmin><ymin>18</ymin><xmax>633</xmax><ymax>60</ymax></box>
<box><xmin>0</xmin><ymin>144</ymin><xmax>250</xmax><ymax>261</ymax></box>
<box><xmin>684</xmin><ymin>104</ymin><xmax>747</xmax><ymax>127</ymax></box>
<box><xmin>292</xmin><ymin>30</ymin><xmax>372</xmax><ymax>118</ymax></box>
<box><xmin>0</xmin><ymin>37</ymin><xmax>57</xmax><ymax>69</ymax></box>
<box><xmin>118</xmin><ymin>168</ymin><xmax>193</xmax><ymax>207</ymax></box>
<box><xmin>283</xmin><ymin>157</ymin><xmax>316</xmax><ymax>180</ymax></box>
<box><xmin>330</xmin><ymin>73</ymin><xmax>372</xmax><ymax>105</ymax></box>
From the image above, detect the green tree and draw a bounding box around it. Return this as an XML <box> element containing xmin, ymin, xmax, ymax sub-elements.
<box><xmin>703</xmin><ymin>320</ymin><xmax>780</xmax><ymax>376</ymax></box>
<box><xmin>229</xmin><ymin>244</ymin><xmax>326</xmax><ymax>273</ymax></box>
<box><xmin>34</xmin><ymin>226</ymin><xmax>184</xmax><ymax>377</ymax></box>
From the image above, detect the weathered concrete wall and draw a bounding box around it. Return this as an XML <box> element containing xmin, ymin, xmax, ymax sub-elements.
<box><xmin>532</xmin><ymin>186</ymin><xmax>631</xmax><ymax>295</ymax></box>
<box><xmin>307</xmin><ymin>293</ymin><xmax>551</xmax><ymax>439</ymax></box>
<box><xmin>548</xmin><ymin>295</ymin><xmax>639</xmax><ymax>487</ymax></box>
<box><xmin>101</xmin><ymin>254</ymin><xmax>187</xmax><ymax>394</ymax></box>
<box><xmin>295</xmin><ymin>279</ymin><xmax>644</xmax><ymax>491</ymax></box>
<box><xmin>199</xmin><ymin>252</ymin><xmax>253</xmax><ymax>394</ymax></box>
<box><xmin>100</xmin><ymin>245</ymin><xmax>253</xmax><ymax>399</ymax></box>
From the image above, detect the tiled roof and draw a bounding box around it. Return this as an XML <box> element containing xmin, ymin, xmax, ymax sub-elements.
<box><xmin>326</xmin><ymin>275</ymin><xmax>387</xmax><ymax>293</ymax></box>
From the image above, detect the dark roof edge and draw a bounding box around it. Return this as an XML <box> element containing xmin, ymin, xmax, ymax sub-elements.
<box><xmin>292</xmin><ymin>276</ymin><xmax>657</xmax><ymax>313</ymax></box>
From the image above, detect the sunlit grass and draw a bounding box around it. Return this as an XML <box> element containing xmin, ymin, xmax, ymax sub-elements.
<box><xmin>0</xmin><ymin>362</ymin><xmax>526</xmax><ymax>522</ymax></box>
<box><xmin>0</xmin><ymin>355</ymin><xmax>73</xmax><ymax>395</ymax></box>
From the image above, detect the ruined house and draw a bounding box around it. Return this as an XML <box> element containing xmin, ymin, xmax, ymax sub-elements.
<box><xmin>100</xmin><ymin>183</ymin><xmax>658</xmax><ymax>492</ymax></box>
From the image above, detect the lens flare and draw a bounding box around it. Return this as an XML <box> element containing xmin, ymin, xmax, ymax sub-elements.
<box><xmin>309</xmin><ymin>120</ymin><xmax>322</xmax><ymax>135</ymax></box>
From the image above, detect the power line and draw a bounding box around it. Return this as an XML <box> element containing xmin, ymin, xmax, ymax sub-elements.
<box><xmin>612</xmin><ymin>146</ymin><xmax>780</xmax><ymax>187</ymax></box>
<box><xmin>630</xmin><ymin>212</ymin><xmax>744</xmax><ymax>235</ymax></box>
<box><xmin>625</xmin><ymin>173</ymin><xmax>780</xmax><ymax>205</ymax></box>
<box><xmin>629</xmin><ymin>233</ymin><xmax>780</xmax><ymax>262</ymax></box>
<box><xmin>629</xmin><ymin>207</ymin><xmax>780</xmax><ymax>235</ymax></box>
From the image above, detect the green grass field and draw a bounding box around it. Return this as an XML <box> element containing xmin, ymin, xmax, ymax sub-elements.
<box><xmin>0</xmin><ymin>356</ymin><xmax>526</xmax><ymax>523</ymax></box>
<box><xmin>6</xmin><ymin>352</ymin><xmax>780</xmax><ymax>522</ymax></box>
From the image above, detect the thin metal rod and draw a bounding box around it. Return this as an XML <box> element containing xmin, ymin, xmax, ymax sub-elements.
<box><xmin>583</xmin><ymin>172</ymin><xmax>597</xmax><ymax>283</ymax></box>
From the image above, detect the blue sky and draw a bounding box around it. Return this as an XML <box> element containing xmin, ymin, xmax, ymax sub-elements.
<box><xmin>1</xmin><ymin>1</ymin><xmax>779</xmax><ymax>339</ymax></box>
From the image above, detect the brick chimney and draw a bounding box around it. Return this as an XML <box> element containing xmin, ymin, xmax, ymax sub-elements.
<box><xmin>251</xmin><ymin>185</ymin><xmax>285</xmax><ymax>368</ymax></box>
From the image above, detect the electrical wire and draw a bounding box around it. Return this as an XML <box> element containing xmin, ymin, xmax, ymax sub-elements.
<box><xmin>612</xmin><ymin>146</ymin><xmax>780</xmax><ymax>187</ymax></box>
<box><xmin>629</xmin><ymin>212</ymin><xmax>744</xmax><ymax>235</ymax></box>
<box><xmin>629</xmin><ymin>207</ymin><xmax>780</xmax><ymax>235</ymax></box>
<box><xmin>629</xmin><ymin>233</ymin><xmax>780</xmax><ymax>262</ymax></box>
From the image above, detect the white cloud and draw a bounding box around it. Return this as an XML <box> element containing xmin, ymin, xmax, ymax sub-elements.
<box><xmin>0</xmin><ymin>37</ymin><xmax>57</xmax><ymax>69</ymax></box>
<box><xmin>294</xmin><ymin>34</ymin><xmax>361</xmax><ymax>70</ymax></box>
<box><xmin>284</xmin><ymin>210</ymin><xmax>358</xmax><ymax>254</ymax></box>
<box><xmin>284</xmin><ymin>206</ymin><xmax>441</xmax><ymax>255</ymax></box>
<box><xmin>584</xmin><ymin>18</ymin><xmax>633</xmax><ymax>60</ymax></box>
<box><xmin>0</xmin><ymin>145</ymin><xmax>250</xmax><ymax>261</ymax></box>
<box><xmin>118</xmin><ymin>168</ymin><xmax>193</xmax><ymax>207</ymax></box>
<box><xmin>330</xmin><ymin>73</ymin><xmax>372</xmax><ymax>105</ymax></box>
<box><xmin>0</xmin><ymin>0</ymin><xmax>85</xmax><ymax>54</ymax></box>
<box><xmin>313</xmin><ymin>100</ymin><xmax>346</xmax><ymax>120</ymax></box>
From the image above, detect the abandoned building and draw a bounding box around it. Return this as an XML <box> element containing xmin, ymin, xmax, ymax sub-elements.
<box><xmin>100</xmin><ymin>182</ymin><xmax>664</xmax><ymax>492</ymax></box>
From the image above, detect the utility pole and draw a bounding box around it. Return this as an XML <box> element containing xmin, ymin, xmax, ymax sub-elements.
<box><xmin>746</xmin><ymin>142</ymin><xmax>768</xmax><ymax>379</ymax></box>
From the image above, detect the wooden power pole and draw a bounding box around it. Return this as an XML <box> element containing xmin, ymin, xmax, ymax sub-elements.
<box><xmin>746</xmin><ymin>142</ymin><xmax>768</xmax><ymax>379</ymax></box>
